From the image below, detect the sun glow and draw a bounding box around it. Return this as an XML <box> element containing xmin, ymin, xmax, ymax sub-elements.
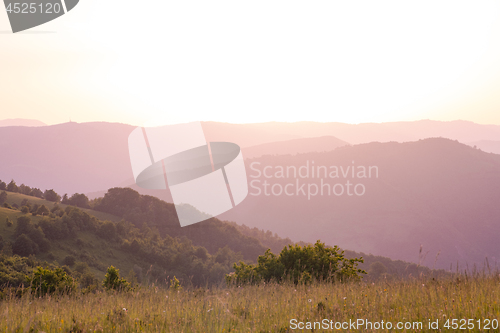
<box><xmin>1</xmin><ymin>1</ymin><xmax>500</xmax><ymax>125</ymax></box>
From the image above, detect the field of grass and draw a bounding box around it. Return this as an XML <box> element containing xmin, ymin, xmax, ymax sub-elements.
<box><xmin>1</xmin><ymin>275</ymin><xmax>499</xmax><ymax>332</ymax></box>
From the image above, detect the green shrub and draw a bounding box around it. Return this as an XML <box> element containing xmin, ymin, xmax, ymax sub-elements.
<box><xmin>102</xmin><ymin>266</ymin><xmax>130</xmax><ymax>291</ymax></box>
<box><xmin>227</xmin><ymin>240</ymin><xmax>366</xmax><ymax>285</ymax></box>
<box><xmin>169</xmin><ymin>276</ymin><xmax>182</xmax><ymax>291</ymax></box>
<box><xmin>27</xmin><ymin>266</ymin><xmax>75</xmax><ymax>296</ymax></box>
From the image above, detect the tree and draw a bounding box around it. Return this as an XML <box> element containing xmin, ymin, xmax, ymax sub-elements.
<box><xmin>36</xmin><ymin>205</ymin><xmax>50</xmax><ymax>216</ymax></box>
<box><xmin>6</xmin><ymin>180</ymin><xmax>18</xmax><ymax>192</ymax></box>
<box><xmin>61</xmin><ymin>194</ymin><xmax>69</xmax><ymax>204</ymax></box>
<box><xmin>102</xmin><ymin>266</ymin><xmax>131</xmax><ymax>291</ymax></box>
<box><xmin>368</xmin><ymin>261</ymin><xmax>388</xmax><ymax>280</ymax></box>
<box><xmin>43</xmin><ymin>189</ymin><xmax>61</xmax><ymax>202</ymax></box>
<box><xmin>227</xmin><ymin>241</ymin><xmax>366</xmax><ymax>285</ymax></box>
<box><xmin>27</xmin><ymin>267</ymin><xmax>75</xmax><ymax>296</ymax></box>
<box><xmin>80</xmin><ymin>271</ymin><xmax>99</xmax><ymax>290</ymax></box>
<box><xmin>0</xmin><ymin>181</ymin><xmax>6</xmax><ymax>191</ymax></box>
<box><xmin>94</xmin><ymin>188</ymin><xmax>141</xmax><ymax>217</ymax></box>
<box><xmin>18</xmin><ymin>184</ymin><xmax>32</xmax><ymax>195</ymax></box>
<box><xmin>15</xmin><ymin>216</ymin><xmax>34</xmax><ymax>237</ymax></box>
<box><xmin>195</xmin><ymin>247</ymin><xmax>208</xmax><ymax>260</ymax></box>
<box><xmin>30</xmin><ymin>188</ymin><xmax>44</xmax><ymax>198</ymax></box>
<box><xmin>63</xmin><ymin>255</ymin><xmax>76</xmax><ymax>266</ymax></box>
<box><xmin>98</xmin><ymin>221</ymin><xmax>117</xmax><ymax>240</ymax></box>
<box><xmin>28</xmin><ymin>227</ymin><xmax>50</xmax><ymax>252</ymax></box>
<box><xmin>30</xmin><ymin>204</ymin><xmax>40</xmax><ymax>215</ymax></box>
<box><xmin>12</xmin><ymin>234</ymin><xmax>38</xmax><ymax>256</ymax></box>
<box><xmin>66</xmin><ymin>193</ymin><xmax>90</xmax><ymax>209</ymax></box>
<box><xmin>0</xmin><ymin>191</ymin><xmax>7</xmax><ymax>205</ymax></box>
<box><xmin>20</xmin><ymin>206</ymin><xmax>30</xmax><ymax>214</ymax></box>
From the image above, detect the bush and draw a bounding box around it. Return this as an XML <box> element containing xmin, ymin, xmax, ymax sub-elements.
<box><xmin>5</xmin><ymin>218</ymin><xmax>13</xmax><ymax>228</ymax></box>
<box><xmin>0</xmin><ymin>254</ymin><xmax>35</xmax><ymax>288</ymax></box>
<box><xmin>12</xmin><ymin>234</ymin><xmax>38</xmax><ymax>257</ymax></box>
<box><xmin>169</xmin><ymin>276</ymin><xmax>182</xmax><ymax>291</ymax></box>
<box><xmin>80</xmin><ymin>271</ymin><xmax>99</xmax><ymax>291</ymax></box>
<box><xmin>27</xmin><ymin>266</ymin><xmax>75</xmax><ymax>296</ymax></box>
<box><xmin>62</xmin><ymin>255</ymin><xmax>76</xmax><ymax>266</ymax></box>
<box><xmin>227</xmin><ymin>241</ymin><xmax>366</xmax><ymax>285</ymax></box>
<box><xmin>102</xmin><ymin>266</ymin><xmax>130</xmax><ymax>291</ymax></box>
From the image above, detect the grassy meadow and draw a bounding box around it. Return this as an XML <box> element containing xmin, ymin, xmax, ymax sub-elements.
<box><xmin>1</xmin><ymin>274</ymin><xmax>499</xmax><ymax>332</ymax></box>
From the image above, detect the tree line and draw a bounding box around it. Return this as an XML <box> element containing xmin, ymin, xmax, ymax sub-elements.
<box><xmin>0</xmin><ymin>178</ymin><xmax>91</xmax><ymax>208</ymax></box>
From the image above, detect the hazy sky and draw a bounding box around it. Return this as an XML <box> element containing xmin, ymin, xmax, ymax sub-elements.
<box><xmin>1</xmin><ymin>0</ymin><xmax>500</xmax><ymax>126</ymax></box>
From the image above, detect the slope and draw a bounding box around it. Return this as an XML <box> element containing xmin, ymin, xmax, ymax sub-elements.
<box><xmin>220</xmin><ymin>138</ymin><xmax>500</xmax><ymax>269</ymax></box>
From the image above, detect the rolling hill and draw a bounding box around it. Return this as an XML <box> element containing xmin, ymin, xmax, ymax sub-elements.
<box><xmin>2</xmin><ymin>120</ymin><xmax>500</xmax><ymax>197</ymax></box>
<box><xmin>219</xmin><ymin>138</ymin><xmax>500</xmax><ymax>269</ymax></box>
<box><xmin>0</xmin><ymin>189</ymin><xmax>437</xmax><ymax>283</ymax></box>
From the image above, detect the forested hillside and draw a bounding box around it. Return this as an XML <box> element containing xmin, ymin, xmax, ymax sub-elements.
<box><xmin>0</xmin><ymin>179</ymin><xmax>442</xmax><ymax>290</ymax></box>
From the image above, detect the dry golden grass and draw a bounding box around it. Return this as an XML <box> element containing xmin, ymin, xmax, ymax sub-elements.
<box><xmin>1</xmin><ymin>274</ymin><xmax>499</xmax><ymax>332</ymax></box>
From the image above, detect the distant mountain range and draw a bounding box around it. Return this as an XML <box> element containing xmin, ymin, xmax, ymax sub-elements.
<box><xmin>0</xmin><ymin>122</ymin><xmax>134</xmax><ymax>195</ymax></box>
<box><xmin>242</xmin><ymin>136</ymin><xmax>350</xmax><ymax>159</ymax></box>
<box><xmin>2</xmin><ymin>119</ymin><xmax>500</xmax><ymax>196</ymax></box>
<box><xmin>220</xmin><ymin>138</ymin><xmax>500</xmax><ymax>269</ymax></box>
<box><xmin>466</xmin><ymin>140</ymin><xmax>500</xmax><ymax>155</ymax></box>
<box><xmin>204</xmin><ymin>120</ymin><xmax>500</xmax><ymax>145</ymax></box>
<box><xmin>2</xmin><ymin>120</ymin><xmax>500</xmax><ymax>268</ymax></box>
<box><xmin>0</xmin><ymin>119</ymin><xmax>46</xmax><ymax>127</ymax></box>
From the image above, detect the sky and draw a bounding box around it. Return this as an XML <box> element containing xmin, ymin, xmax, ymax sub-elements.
<box><xmin>1</xmin><ymin>0</ymin><xmax>500</xmax><ymax>126</ymax></box>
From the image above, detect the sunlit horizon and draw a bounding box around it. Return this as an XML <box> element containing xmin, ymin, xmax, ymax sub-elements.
<box><xmin>2</xmin><ymin>0</ymin><xmax>500</xmax><ymax>126</ymax></box>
